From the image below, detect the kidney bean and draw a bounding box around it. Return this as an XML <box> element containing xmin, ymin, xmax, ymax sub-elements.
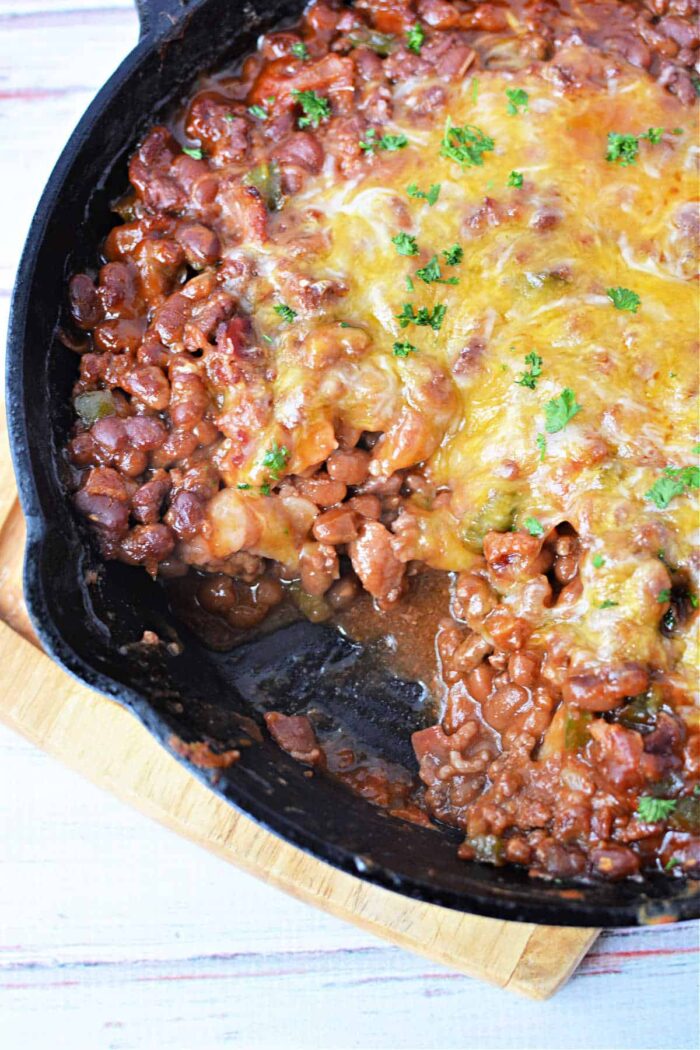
<box><xmin>294</xmin><ymin>473</ymin><xmax>347</xmax><ymax>507</ymax></box>
<box><xmin>345</xmin><ymin>494</ymin><xmax>381</xmax><ymax>520</ymax></box>
<box><xmin>175</xmin><ymin>223</ymin><xmax>221</xmax><ymax>268</ymax></box>
<box><xmin>349</xmin><ymin>520</ymin><xmax>405</xmax><ymax>603</ymax></box>
<box><xmin>69</xmin><ymin>274</ymin><xmax>104</xmax><ymax>329</ymax></box>
<box><xmin>325</xmin><ymin>575</ymin><xmax>361</xmax><ymax>611</ymax></box>
<box><xmin>326</xmin><ymin>448</ymin><xmax>371</xmax><ymax>485</ymax></box>
<box><xmin>452</xmin><ymin>572</ymin><xmax>497</xmax><ymax>626</ymax></box>
<box><xmin>119</xmin><ymin>523</ymin><xmax>175</xmax><ymax>567</ymax></box>
<box><xmin>590</xmin><ymin>845</ymin><xmax>641</xmax><ymax>879</ymax></box>
<box><xmin>114</xmin><ymin>448</ymin><xmax>149</xmax><ymax>477</ymax></box>
<box><xmin>312</xmin><ymin>505</ymin><xmax>359</xmax><ymax>544</ymax></box>
<box><xmin>165</xmin><ymin>490</ymin><xmax>205</xmax><ymax>540</ymax></box>
<box><xmin>121</xmin><ymin>366</ymin><xmax>171</xmax><ymax>410</ymax></box>
<box><xmin>132</xmin><ymin>471</ymin><xmax>171</xmax><ymax>524</ymax></box>
<box><xmin>74</xmin><ymin>488</ymin><xmax>130</xmax><ymax>538</ymax></box>
<box><xmin>123</xmin><ymin>415</ymin><xmax>168</xmax><ymax>450</ymax></box>
<box><xmin>299</xmin><ymin>541</ymin><xmax>339</xmax><ymax>595</ymax></box>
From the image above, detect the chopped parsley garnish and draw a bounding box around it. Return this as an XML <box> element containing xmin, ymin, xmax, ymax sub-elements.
<box><xmin>471</xmin><ymin>77</ymin><xmax>479</xmax><ymax>102</ymax></box>
<box><xmin>292</xmin><ymin>89</ymin><xmax>331</xmax><ymax>129</ymax></box>
<box><xmin>607</xmin><ymin>286</ymin><xmax>640</xmax><ymax>313</ymax></box>
<box><xmin>274</xmin><ymin>303</ymin><xmax>298</xmax><ymax>323</ymax></box>
<box><xmin>507</xmin><ymin>170</ymin><xmax>524</xmax><ymax>188</ymax></box>
<box><xmin>261</xmin><ymin>441</ymin><xmax>290</xmax><ymax>480</ymax></box>
<box><xmin>606</xmin><ymin>132</ymin><xmax>640</xmax><ymax>166</ymax></box>
<box><xmin>260</xmin><ymin>483</ymin><xmax>271</xmax><ymax>496</ymax></box>
<box><xmin>515</xmin><ymin>351</ymin><xmax>542</xmax><ymax>390</ymax></box>
<box><xmin>379</xmin><ymin>133</ymin><xmax>408</xmax><ymax>151</ymax></box>
<box><xmin>407</xmin><ymin>23</ymin><xmax>425</xmax><ymax>54</ymax></box>
<box><xmin>440</xmin><ymin>118</ymin><xmax>494</xmax><ymax>168</ymax></box>
<box><xmin>393</xmin><ymin>340</ymin><xmax>418</xmax><ymax>357</ymax></box>
<box><xmin>524</xmin><ymin>516</ymin><xmax>544</xmax><ymax>537</ymax></box>
<box><xmin>442</xmin><ymin>244</ymin><xmax>463</xmax><ymax>265</ymax></box>
<box><xmin>657</xmin><ymin>589</ymin><xmax>672</xmax><ymax>603</ymax></box>
<box><xmin>415</xmin><ymin>255</ymin><xmax>458</xmax><ymax>285</ymax></box>
<box><xmin>407</xmin><ymin>182</ymin><xmax>441</xmax><ymax>205</ymax></box>
<box><xmin>361</xmin><ymin>129</ymin><xmax>408</xmax><ymax>153</ymax></box>
<box><xmin>291</xmin><ymin>41</ymin><xmax>310</xmax><ymax>60</ymax></box>
<box><xmin>693</xmin><ymin>443</ymin><xmax>700</xmax><ymax>454</ymax></box>
<box><xmin>544</xmin><ymin>388</ymin><xmax>581</xmax><ymax>433</ymax></box>
<box><xmin>248</xmin><ymin>104</ymin><xmax>269</xmax><ymax>121</ymax></box>
<box><xmin>182</xmin><ymin>146</ymin><xmax>204</xmax><ymax>160</ymax></box>
<box><xmin>505</xmin><ymin>88</ymin><xmax>529</xmax><ymax>115</ymax></box>
<box><xmin>536</xmin><ymin>433</ymin><xmax>546</xmax><ymax>461</ymax></box>
<box><xmin>237</xmin><ymin>482</ymin><xmax>251</xmax><ymax>490</ymax></box>
<box><xmin>645</xmin><ymin>465</ymin><xmax>700</xmax><ymax>508</ymax></box>
<box><xmin>606</xmin><ymin>127</ymin><xmax>666</xmax><ymax>166</ymax></box>
<box><xmin>592</xmin><ymin>554</ymin><xmax>605</xmax><ymax>568</ymax></box>
<box><xmin>396</xmin><ymin>303</ymin><xmax>446</xmax><ymax>331</ymax></box>
<box><xmin>665</xmin><ymin>856</ymin><xmax>681</xmax><ymax>871</ymax></box>
<box><xmin>690</xmin><ymin>594</ymin><xmax>699</xmax><ymax>609</ymax></box>
<box><xmin>391</xmin><ymin>232</ymin><xmax>419</xmax><ymax>256</ymax></box>
<box><xmin>598</xmin><ymin>599</ymin><xmax>619</xmax><ymax>609</ymax></box>
<box><xmin>405</xmin><ymin>275</ymin><xmax>414</xmax><ymax>291</ymax></box>
<box><xmin>636</xmin><ymin>796</ymin><xmax>677</xmax><ymax>823</ymax></box>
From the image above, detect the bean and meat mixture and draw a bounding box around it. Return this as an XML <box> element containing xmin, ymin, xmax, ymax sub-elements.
<box><xmin>64</xmin><ymin>0</ymin><xmax>700</xmax><ymax>881</ymax></box>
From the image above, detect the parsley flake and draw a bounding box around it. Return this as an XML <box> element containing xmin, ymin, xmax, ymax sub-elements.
<box><xmin>260</xmin><ymin>483</ymin><xmax>271</xmax><ymax>496</ymax></box>
<box><xmin>407</xmin><ymin>183</ymin><xmax>440</xmax><ymax>205</ymax></box>
<box><xmin>182</xmin><ymin>146</ymin><xmax>204</xmax><ymax>160</ymax></box>
<box><xmin>505</xmin><ymin>88</ymin><xmax>529</xmax><ymax>115</ymax></box>
<box><xmin>515</xmin><ymin>351</ymin><xmax>542</xmax><ymax>390</ymax></box>
<box><xmin>405</xmin><ymin>275</ymin><xmax>414</xmax><ymax>291</ymax></box>
<box><xmin>442</xmin><ymin>244</ymin><xmax>463</xmax><ymax>265</ymax></box>
<box><xmin>396</xmin><ymin>303</ymin><xmax>446</xmax><ymax>331</ymax></box>
<box><xmin>237</xmin><ymin>482</ymin><xmax>251</xmax><ymax>490</ymax></box>
<box><xmin>657</xmin><ymin>589</ymin><xmax>672</xmax><ymax>603</ymax></box>
<box><xmin>642</xmin><ymin>126</ymin><xmax>663</xmax><ymax>144</ymax></box>
<box><xmin>248</xmin><ymin>104</ymin><xmax>269</xmax><ymax>121</ymax></box>
<box><xmin>592</xmin><ymin>554</ymin><xmax>605</xmax><ymax>568</ymax></box>
<box><xmin>440</xmin><ymin>118</ymin><xmax>494</xmax><ymax>169</ymax></box>
<box><xmin>544</xmin><ymin>388</ymin><xmax>581</xmax><ymax>433</ymax></box>
<box><xmin>598</xmin><ymin>599</ymin><xmax>619</xmax><ymax>609</ymax></box>
<box><xmin>637</xmin><ymin>796</ymin><xmax>677</xmax><ymax>823</ymax></box>
<box><xmin>645</xmin><ymin>465</ymin><xmax>699</xmax><ymax>509</ymax></box>
<box><xmin>292</xmin><ymin>89</ymin><xmax>331</xmax><ymax>129</ymax></box>
<box><xmin>415</xmin><ymin>254</ymin><xmax>458</xmax><ymax>285</ymax></box>
<box><xmin>536</xmin><ymin>433</ymin><xmax>546</xmax><ymax>461</ymax></box>
<box><xmin>379</xmin><ymin>133</ymin><xmax>408</xmax><ymax>151</ymax></box>
<box><xmin>606</xmin><ymin>132</ymin><xmax>640</xmax><ymax>166</ymax></box>
<box><xmin>407</xmin><ymin>24</ymin><xmax>425</xmax><ymax>54</ymax></box>
<box><xmin>392</xmin><ymin>232</ymin><xmax>419</xmax><ymax>256</ymax></box>
<box><xmin>607</xmin><ymin>286</ymin><xmax>640</xmax><ymax>313</ymax></box>
<box><xmin>524</xmin><ymin>516</ymin><xmax>544</xmax><ymax>537</ymax></box>
<box><xmin>274</xmin><ymin>303</ymin><xmax>297</xmax><ymax>324</ymax></box>
<box><xmin>261</xmin><ymin>441</ymin><xmax>290</xmax><ymax>480</ymax></box>
<box><xmin>393</xmin><ymin>340</ymin><xmax>418</xmax><ymax>357</ymax></box>
<box><xmin>291</xmin><ymin>41</ymin><xmax>310</xmax><ymax>60</ymax></box>
<box><xmin>507</xmin><ymin>170</ymin><xmax>524</xmax><ymax>188</ymax></box>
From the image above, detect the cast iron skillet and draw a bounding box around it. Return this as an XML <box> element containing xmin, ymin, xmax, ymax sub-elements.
<box><xmin>7</xmin><ymin>0</ymin><xmax>700</xmax><ymax>926</ymax></box>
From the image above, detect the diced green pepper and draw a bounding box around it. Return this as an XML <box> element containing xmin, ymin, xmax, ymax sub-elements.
<box><xmin>347</xmin><ymin>28</ymin><xmax>396</xmax><ymax>55</ymax></box>
<box><xmin>243</xmin><ymin>160</ymin><xmax>284</xmax><ymax>211</ymax></box>
<box><xmin>73</xmin><ymin>390</ymin><xmax>117</xmax><ymax>425</ymax></box>
<box><xmin>467</xmin><ymin>835</ymin><xmax>504</xmax><ymax>864</ymax></box>
<box><xmin>564</xmin><ymin>711</ymin><xmax>592</xmax><ymax>751</ymax></box>
<box><xmin>669</xmin><ymin>796</ymin><xmax>700</xmax><ymax>834</ymax></box>
<box><xmin>617</xmin><ymin>689</ymin><xmax>662</xmax><ymax>732</ymax></box>
<box><xmin>461</xmin><ymin>488</ymin><xmax>518</xmax><ymax>550</ymax></box>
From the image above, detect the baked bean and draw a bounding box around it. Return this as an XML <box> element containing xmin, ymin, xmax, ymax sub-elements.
<box><xmin>294</xmin><ymin>473</ymin><xmax>347</xmax><ymax>507</ymax></box>
<box><xmin>345</xmin><ymin>494</ymin><xmax>382</xmax><ymax>520</ymax></box>
<box><xmin>326</xmin><ymin>575</ymin><xmax>361</xmax><ymax>611</ymax></box>
<box><xmin>299</xmin><ymin>541</ymin><xmax>339</xmax><ymax>595</ymax></box>
<box><xmin>312</xmin><ymin>505</ymin><xmax>359</xmax><ymax>545</ymax></box>
<box><xmin>326</xmin><ymin>448</ymin><xmax>370</xmax><ymax>485</ymax></box>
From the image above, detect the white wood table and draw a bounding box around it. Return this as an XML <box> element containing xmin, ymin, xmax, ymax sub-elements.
<box><xmin>0</xmin><ymin>4</ymin><xmax>698</xmax><ymax>1047</ymax></box>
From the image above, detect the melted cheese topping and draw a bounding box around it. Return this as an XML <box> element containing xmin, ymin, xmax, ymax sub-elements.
<box><xmin>211</xmin><ymin>55</ymin><xmax>699</xmax><ymax>692</ymax></box>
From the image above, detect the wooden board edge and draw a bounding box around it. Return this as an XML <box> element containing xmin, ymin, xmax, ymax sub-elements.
<box><xmin>0</xmin><ymin>617</ymin><xmax>597</xmax><ymax>996</ymax></box>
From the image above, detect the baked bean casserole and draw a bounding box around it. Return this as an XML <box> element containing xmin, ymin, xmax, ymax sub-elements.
<box><xmin>65</xmin><ymin>0</ymin><xmax>700</xmax><ymax>882</ymax></box>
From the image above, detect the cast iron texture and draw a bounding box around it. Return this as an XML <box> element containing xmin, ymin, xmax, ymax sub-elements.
<box><xmin>6</xmin><ymin>0</ymin><xmax>700</xmax><ymax>926</ymax></box>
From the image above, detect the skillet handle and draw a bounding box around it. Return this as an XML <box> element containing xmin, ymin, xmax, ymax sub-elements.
<box><xmin>135</xmin><ymin>0</ymin><xmax>193</xmax><ymax>39</ymax></box>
